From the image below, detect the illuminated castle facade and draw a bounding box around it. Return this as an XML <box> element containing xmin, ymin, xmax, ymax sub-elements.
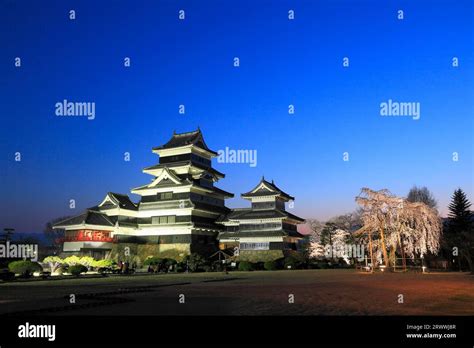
<box><xmin>54</xmin><ymin>129</ymin><xmax>304</xmax><ymax>262</ymax></box>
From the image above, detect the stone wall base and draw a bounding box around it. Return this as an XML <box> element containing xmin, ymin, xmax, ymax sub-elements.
<box><xmin>237</xmin><ymin>250</ymin><xmax>284</xmax><ymax>262</ymax></box>
<box><xmin>109</xmin><ymin>243</ymin><xmax>191</xmax><ymax>264</ymax></box>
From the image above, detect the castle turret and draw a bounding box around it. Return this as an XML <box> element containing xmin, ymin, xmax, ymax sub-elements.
<box><xmin>217</xmin><ymin>178</ymin><xmax>305</xmax><ymax>262</ymax></box>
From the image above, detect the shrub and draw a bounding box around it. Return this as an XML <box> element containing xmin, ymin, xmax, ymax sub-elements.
<box><xmin>43</xmin><ymin>256</ymin><xmax>63</xmax><ymax>273</ymax></box>
<box><xmin>78</xmin><ymin>256</ymin><xmax>95</xmax><ymax>268</ymax></box>
<box><xmin>307</xmin><ymin>261</ymin><xmax>319</xmax><ymax>269</ymax></box>
<box><xmin>69</xmin><ymin>264</ymin><xmax>88</xmax><ymax>277</ymax></box>
<box><xmin>92</xmin><ymin>259</ymin><xmax>114</xmax><ymax>269</ymax></box>
<box><xmin>143</xmin><ymin>257</ymin><xmax>164</xmax><ymax>266</ymax></box>
<box><xmin>40</xmin><ymin>271</ymin><xmax>51</xmax><ymax>279</ymax></box>
<box><xmin>63</xmin><ymin>255</ymin><xmax>82</xmax><ymax>266</ymax></box>
<box><xmin>212</xmin><ymin>261</ymin><xmax>225</xmax><ymax>272</ymax></box>
<box><xmin>202</xmin><ymin>265</ymin><xmax>213</xmax><ymax>272</ymax></box>
<box><xmin>264</xmin><ymin>261</ymin><xmax>279</xmax><ymax>271</ymax></box>
<box><xmin>94</xmin><ymin>260</ymin><xmax>115</xmax><ymax>275</ymax></box>
<box><xmin>56</xmin><ymin>264</ymin><xmax>68</xmax><ymax>274</ymax></box>
<box><xmin>165</xmin><ymin>259</ymin><xmax>177</xmax><ymax>267</ymax></box>
<box><xmin>317</xmin><ymin>262</ymin><xmax>330</xmax><ymax>269</ymax></box>
<box><xmin>185</xmin><ymin>253</ymin><xmax>207</xmax><ymax>272</ymax></box>
<box><xmin>283</xmin><ymin>256</ymin><xmax>304</xmax><ymax>270</ymax></box>
<box><xmin>62</xmin><ymin>255</ymin><xmax>97</xmax><ymax>270</ymax></box>
<box><xmin>144</xmin><ymin>257</ymin><xmax>166</xmax><ymax>272</ymax></box>
<box><xmin>238</xmin><ymin>261</ymin><xmax>254</xmax><ymax>271</ymax></box>
<box><xmin>176</xmin><ymin>262</ymin><xmax>186</xmax><ymax>273</ymax></box>
<box><xmin>8</xmin><ymin>260</ymin><xmax>42</xmax><ymax>278</ymax></box>
<box><xmin>164</xmin><ymin>259</ymin><xmax>177</xmax><ymax>272</ymax></box>
<box><xmin>0</xmin><ymin>270</ymin><xmax>15</xmax><ymax>281</ymax></box>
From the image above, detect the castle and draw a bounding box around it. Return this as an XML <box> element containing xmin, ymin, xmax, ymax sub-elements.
<box><xmin>54</xmin><ymin>129</ymin><xmax>305</xmax><ymax>263</ymax></box>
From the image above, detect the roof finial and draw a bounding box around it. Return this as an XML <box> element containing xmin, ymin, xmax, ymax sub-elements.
<box><xmin>173</xmin><ymin>129</ymin><xmax>176</xmax><ymax>135</ymax></box>
<box><xmin>262</xmin><ymin>175</ymin><xmax>265</xmax><ymax>181</ymax></box>
<box><xmin>272</xmin><ymin>179</ymin><xmax>274</xmax><ymax>184</ymax></box>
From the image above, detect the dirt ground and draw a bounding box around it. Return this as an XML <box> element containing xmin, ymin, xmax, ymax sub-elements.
<box><xmin>1</xmin><ymin>270</ymin><xmax>473</xmax><ymax>315</ymax></box>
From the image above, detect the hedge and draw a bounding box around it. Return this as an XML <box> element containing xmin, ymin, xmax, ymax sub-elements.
<box><xmin>8</xmin><ymin>260</ymin><xmax>42</xmax><ymax>278</ymax></box>
<box><xmin>238</xmin><ymin>261</ymin><xmax>254</xmax><ymax>271</ymax></box>
<box><xmin>264</xmin><ymin>260</ymin><xmax>279</xmax><ymax>271</ymax></box>
<box><xmin>69</xmin><ymin>264</ymin><xmax>88</xmax><ymax>276</ymax></box>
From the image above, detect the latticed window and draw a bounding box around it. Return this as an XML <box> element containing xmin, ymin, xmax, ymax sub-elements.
<box><xmin>160</xmin><ymin>192</ymin><xmax>173</xmax><ymax>200</ymax></box>
<box><xmin>240</xmin><ymin>242</ymin><xmax>270</xmax><ymax>250</ymax></box>
<box><xmin>240</xmin><ymin>223</ymin><xmax>280</xmax><ymax>231</ymax></box>
<box><xmin>151</xmin><ymin>215</ymin><xmax>177</xmax><ymax>224</ymax></box>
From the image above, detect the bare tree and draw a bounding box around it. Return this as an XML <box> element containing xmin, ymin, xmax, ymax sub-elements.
<box><xmin>329</xmin><ymin>212</ymin><xmax>362</xmax><ymax>232</ymax></box>
<box><xmin>307</xmin><ymin>219</ymin><xmax>324</xmax><ymax>243</ymax></box>
<box><xmin>43</xmin><ymin>216</ymin><xmax>71</xmax><ymax>253</ymax></box>
<box><xmin>407</xmin><ymin>186</ymin><xmax>438</xmax><ymax>210</ymax></box>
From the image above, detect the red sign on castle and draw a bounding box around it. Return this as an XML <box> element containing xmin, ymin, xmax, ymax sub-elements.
<box><xmin>64</xmin><ymin>230</ymin><xmax>113</xmax><ymax>242</ymax></box>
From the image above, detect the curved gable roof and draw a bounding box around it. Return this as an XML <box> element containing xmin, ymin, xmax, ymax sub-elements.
<box><xmin>98</xmin><ymin>192</ymin><xmax>137</xmax><ymax>211</ymax></box>
<box><xmin>153</xmin><ymin>129</ymin><xmax>217</xmax><ymax>155</ymax></box>
<box><xmin>53</xmin><ymin>210</ymin><xmax>115</xmax><ymax>228</ymax></box>
<box><xmin>241</xmin><ymin>177</ymin><xmax>294</xmax><ymax>200</ymax></box>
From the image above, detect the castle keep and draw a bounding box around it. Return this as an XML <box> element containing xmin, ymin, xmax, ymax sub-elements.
<box><xmin>54</xmin><ymin>129</ymin><xmax>304</xmax><ymax>262</ymax></box>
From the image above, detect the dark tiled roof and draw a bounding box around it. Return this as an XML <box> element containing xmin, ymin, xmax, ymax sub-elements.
<box><xmin>156</xmin><ymin>177</ymin><xmax>191</xmax><ymax>187</ymax></box>
<box><xmin>191</xmin><ymin>161</ymin><xmax>225</xmax><ymax>178</ymax></box>
<box><xmin>144</xmin><ymin>161</ymin><xmax>187</xmax><ymax>171</ymax></box>
<box><xmin>219</xmin><ymin>230</ymin><xmax>287</xmax><ymax>238</ymax></box>
<box><xmin>53</xmin><ymin>210</ymin><xmax>115</xmax><ymax>228</ymax></box>
<box><xmin>219</xmin><ymin>228</ymin><xmax>304</xmax><ymax>239</ymax></box>
<box><xmin>284</xmin><ymin>229</ymin><xmax>305</xmax><ymax>238</ymax></box>
<box><xmin>218</xmin><ymin>208</ymin><xmax>304</xmax><ymax>222</ymax></box>
<box><xmin>109</xmin><ymin>193</ymin><xmax>137</xmax><ymax>210</ymax></box>
<box><xmin>192</xmin><ymin>221</ymin><xmax>223</xmax><ymax>230</ymax></box>
<box><xmin>153</xmin><ymin>129</ymin><xmax>218</xmax><ymax>155</ymax></box>
<box><xmin>227</xmin><ymin>209</ymin><xmax>287</xmax><ymax>220</ymax></box>
<box><xmin>144</xmin><ymin>161</ymin><xmax>225</xmax><ymax>178</ymax></box>
<box><xmin>117</xmin><ymin>218</ymin><xmax>138</xmax><ymax>228</ymax></box>
<box><xmin>192</xmin><ymin>182</ymin><xmax>234</xmax><ymax>198</ymax></box>
<box><xmin>132</xmin><ymin>176</ymin><xmax>191</xmax><ymax>191</ymax></box>
<box><xmin>283</xmin><ymin>210</ymin><xmax>306</xmax><ymax>223</ymax></box>
<box><xmin>192</xmin><ymin>202</ymin><xmax>231</xmax><ymax>214</ymax></box>
<box><xmin>211</xmin><ymin>186</ymin><xmax>234</xmax><ymax>198</ymax></box>
<box><xmin>131</xmin><ymin>178</ymin><xmax>233</xmax><ymax>197</ymax></box>
<box><xmin>241</xmin><ymin>177</ymin><xmax>294</xmax><ymax>200</ymax></box>
<box><xmin>216</xmin><ymin>208</ymin><xmax>249</xmax><ymax>222</ymax></box>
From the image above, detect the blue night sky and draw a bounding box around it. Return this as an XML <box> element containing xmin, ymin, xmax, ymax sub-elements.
<box><xmin>1</xmin><ymin>0</ymin><xmax>473</xmax><ymax>233</ymax></box>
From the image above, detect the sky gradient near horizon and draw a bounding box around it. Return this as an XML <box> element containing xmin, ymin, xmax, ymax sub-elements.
<box><xmin>1</xmin><ymin>0</ymin><xmax>473</xmax><ymax>233</ymax></box>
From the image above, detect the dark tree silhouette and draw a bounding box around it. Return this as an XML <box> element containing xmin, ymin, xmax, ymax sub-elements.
<box><xmin>43</xmin><ymin>216</ymin><xmax>71</xmax><ymax>253</ymax></box>
<box><xmin>445</xmin><ymin>188</ymin><xmax>473</xmax><ymax>272</ymax></box>
<box><xmin>407</xmin><ymin>186</ymin><xmax>437</xmax><ymax>209</ymax></box>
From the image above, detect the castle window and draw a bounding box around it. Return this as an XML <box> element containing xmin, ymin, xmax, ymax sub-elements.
<box><xmin>151</xmin><ymin>216</ymin><xmax>177</xmax><ymax>224</ymax></box>
<box><xmin>160</xmin><ymin>192</ymin><xmax>173</xmax><ymax>200</ymax></box>
<box><xmin>240</xmin><ymin>242</ymin><xmax>270</xmax><ymax>250</ymax></box>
